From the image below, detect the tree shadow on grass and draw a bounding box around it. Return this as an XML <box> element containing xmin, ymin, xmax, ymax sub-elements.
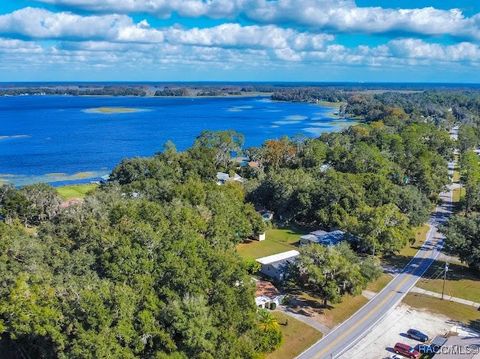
<box><xmin>286</xmin><ymin>288</ymin><xmax>334</xmax><ymax>314</ymax></box>
<box><xmin>382</xmin><ymin>254</ymin><xmax>415</xmax><ymax>271</ymax></box>
<box><xmin>422</xmin><ymin>260</ymin><xmax>480</xmax><ymax>282</ymax></box>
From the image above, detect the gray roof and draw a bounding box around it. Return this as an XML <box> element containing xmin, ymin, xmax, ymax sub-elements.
<box><xmin>216</xmin><ymin>172</ymin><xmax>230</xmax><ymax>181</ymax></box>
<box><xmin>257</xmin><ymin>250</ymin><xmax>300</xmax><ymax>265</ymax></box>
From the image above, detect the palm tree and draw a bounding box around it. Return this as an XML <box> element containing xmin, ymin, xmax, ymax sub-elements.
<box><xmin>257</xmin><ymin>309</ymin><xmax>280</xmax><ymax>332</ymax></box>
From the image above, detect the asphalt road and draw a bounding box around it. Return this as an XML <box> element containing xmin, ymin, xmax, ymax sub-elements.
<box><xmin>297</xmin><ymin>166</ymin><xmax>454</xmax><ymax>359</ymax></box>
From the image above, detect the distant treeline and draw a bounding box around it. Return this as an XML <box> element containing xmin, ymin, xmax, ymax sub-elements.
<box><xmin>0</xmin><ymin>85</ymin><xmax>274</xmax><ymax>97</ymax></box>
<box><xmin>153</xmin><ymin>86</ymin><xmax>266</xmax><ymax>97</ymax></box>
<box><xmin>272</xmin><ymin>88</ymin><xmax>480</xmax><ymax>124</ymax></box>
<box><xmin>0</xmin><ymin>86</ymin><xmax>149</xmax><ymax>96</ymax></box>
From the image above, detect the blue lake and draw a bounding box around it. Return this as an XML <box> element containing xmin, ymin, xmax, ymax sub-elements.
<box><xmin>0</xmin><ymin>96</ymin><xmax>352</xmax><ymax>186</ymax></box>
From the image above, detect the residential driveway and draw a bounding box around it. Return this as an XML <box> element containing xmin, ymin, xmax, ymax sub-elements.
<box><xmin>278</xmin><ymin>305</ymin><xmax>332</xmax><ymax>334</ymax></box>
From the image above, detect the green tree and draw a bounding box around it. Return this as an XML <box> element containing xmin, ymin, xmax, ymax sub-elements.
<box><xmin>21</xmin><ymin>183</ymin><xmax>62</xmax><ymax>224</ymax></box>
<box><xmin>255</xmin><ymin>310</ymin><xmax>282</xmax><ymax>353</ymax></box>
<box><xmin>396</xmin><ymin>185</ymin><xmax>432</xmax><ymax>226</ymax></box>
<box><xmin>442</xmin><ymin>215</ymin><xmax>480</xmax><ymax>271</ymax></box>
<box><xmin>351</xmin><ymin>204</ymin><xmax>413</xmax><ymax>255</ymax></box>
<box><xmin>194</xmin><ymin>130</ymin><xmax>244</xmax><ymax>169</ymax></box>
<box><xmin>458</xmin><ymin>125</ymin><xmax>479</xmax><ymax>153</ymax></box>
<box><xmin>0</xmin><ymin>184</ymin><xmax>61</xmax><ymax>226</ymax></box>
<box><xmin>291</xmin><ymin>244</ymin><xmax>367</xmax><ymax>306</ymax></box>
<box><xmin>459</xmin><ymin>150</ymin><xmax>480</xmax><ymax>213</ymax></box>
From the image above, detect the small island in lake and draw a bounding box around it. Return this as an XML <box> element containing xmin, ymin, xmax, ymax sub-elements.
<box><xmin>83</xmin><ymin>107</ymin><xmax>145</xmax><ymax>114</ymax></box>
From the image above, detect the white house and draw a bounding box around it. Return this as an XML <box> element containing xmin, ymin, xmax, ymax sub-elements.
<box><xmin>300</xmin><ymin>230</ymin><xmax>347</xmax><ymax>247</ymax></box>
<box><xmin>256</xmin><ymin>250</ymin><xmax>300</xmax><ymax>281</ymax></box>
<box><xmin>216</xmin><ymin>172</ymin><xmax>245</xmax><ymax>185</ymax></box>
<box><xmin>216</xmin><ymin>172</ymin><xmax>230</xmax><ymax>185</ymax></box>
<box><xmin>255</xmin><ymin>280</ymin><xmax>284</xmax><ymax>309</ymax></box>
<box><xmin>319</xmin><ymin>164</ymin><xmax>332</xmax><ymax>173</ymax></box>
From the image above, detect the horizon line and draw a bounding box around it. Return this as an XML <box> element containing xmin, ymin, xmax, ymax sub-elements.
<box><xmin>0</xmin><ymin>81</ymin><xmax>480</xmax><ymax>85</ymax></box>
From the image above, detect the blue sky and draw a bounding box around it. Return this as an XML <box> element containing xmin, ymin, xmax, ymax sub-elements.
<box><xmin>0</xmin><ymin>0</ymin><xmax>479</xmax><ymax>82</ymax></box>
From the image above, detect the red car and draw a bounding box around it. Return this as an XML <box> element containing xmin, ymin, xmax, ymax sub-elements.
<box><xmin>394</xmin><ymin>342</ymin><xmax>421</xmax><ymax>359</ymax></box>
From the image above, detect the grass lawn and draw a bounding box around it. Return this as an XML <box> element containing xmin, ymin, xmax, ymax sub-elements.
<box><xmin>317</xmin><ymin>100</ymin><xmax>344</xmax><ymax>108</ymax></box>
<box><xmin>57</xmin><ymin>183</ymin><xmax>98</xmax><ymax>200</ymax></box>
<box><xmin>325</xmin><ymin>294</ymin><xmax>369</xmax><ymax>327</ymax></box>
<box><xmin>267</xmin><ymin>311</ymin><xmax>322</xmax><ymax>359</ymax></box>
<box><xmin>237</xmin><ymin>227</ymin><xmax>308</xmax><ymax>260</ymax></box>
<box><xmin>452</xmin><ymin>170</ymin><xmax>461</xmax><ymax>183</ymax></box>
<box><xmin>293</xmin><ymin>291</ymin><xmax>369</xmax><ymax>328</ymax></box>
<box><xmin>452</xmin><ymin>187</ymin><xmax>465</xmax><ymax>204</ymax></box>
<box><xmin>382</xmin><ymin>225</ymin><xmax>430</xmax><ymax>270</ymax></box>
<box><xmin>416</xmin><ymin>261</ymin><xmax>480</xmax><ymax>303</ymax></box>
<box><xmin>403</xmin><ymin>293</ymin><xmax>480</xmax><ymax>331</ymax></box>
<box><xmin>366</xmin><ymin>273</ymin><xmax>393</xmax><ymax>293</ymax></box>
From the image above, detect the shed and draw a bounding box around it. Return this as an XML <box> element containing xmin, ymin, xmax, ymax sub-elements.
<box><xmin>254</xmin><ymin>232</ymin><xmax>266</xmax><ymax>241</ymax></box>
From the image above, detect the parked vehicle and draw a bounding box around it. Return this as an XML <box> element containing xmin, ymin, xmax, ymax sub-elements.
<box><xmin>407</xmin><ymin>329</ymin><xmax>429</xmax><ymax>342</ymax></box>
<box><xmin>394</xmin><ymin>342</ymin><xmax>421</xmax><ymax>359</ymax></box>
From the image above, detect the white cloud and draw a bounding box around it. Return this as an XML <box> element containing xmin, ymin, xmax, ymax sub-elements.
<box><xmin>34</xmin><ymin>0</ymin><xmax>240</xmax><ymax>18</ymax></box>
<box><xmin>289</xmin><ymin>39</ymin><xmax>480</xmax><ymax>66</ymax></box>
<box><xmin>0</xmin><ymin>35</ymin><xmax>479</xmax><ymax>82</ymax></box>
<box><xmin>387</xmin><ymin>39</ymin><xmax>480</xmax><ymax>62</ymax></box>
<box><xmin>0</xmin><ymin>7</ymin><xmax>479</xmax><ymax>78</ymax></box>
<box><xmin>0</xmin><ymin>7</ymin><xmax>164</xmax><ymax>42</ymax></box>
<box><xmin>164</xmin><ymin>24</ymin><xmax>333</xmax><ymax>50</ymax></box>
<box><xmin>0</xmin><ymin>38</ymin><xmax>43</xmax><ymax>53</ymax></box>
<box><xmin>34</xmin><ymin>0</ymin><xmax>480</xmax><ymax>40</ymax></box>
<box><xmin>12</xmin><ymin>36</ymin><xmax>480</xmax><ymax>72</ymax></box>
<box><xmin>0</xmin><ymin>7</ymin><xmax>333</xmax><ymax>52</ymax></box>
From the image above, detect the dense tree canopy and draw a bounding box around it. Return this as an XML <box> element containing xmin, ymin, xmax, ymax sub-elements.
<box><xmin>442</xmin><ymin>215</ymin><xmax>480</xmax><ymax>272</ymax></box>
<box><xmin>1</xmin><ymin>86</ymin><xmax>468</xmax><ymax>356</ymax></box>
<box><xmin>459</xmin><ymin>150</ymin><xmax>480</xmax><ymax>214</ymax></box>
<box><xmin>289</xmin><ymin>243</ymin><xmax>382</xmax><ymax>306</ymax></box>
<box><xmin>247</xmin><ymin>120</ymin><xmax>452</xmax><ymax>255</ymax></box>
<box><xmin>0</xmin><ymin>183</ymin><xmax>62</xmax><ymax>226</ymax></box>
<box><xmin>0</xmin><ymin>136</ymin><xmax>274</xmax><ymax>358</ymax></box>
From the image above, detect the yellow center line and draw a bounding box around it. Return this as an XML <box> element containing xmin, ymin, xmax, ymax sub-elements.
<box><xmin>312</xmin><ymin>273</ymin><xmax>413</xmax><ymax>359</ymax></box>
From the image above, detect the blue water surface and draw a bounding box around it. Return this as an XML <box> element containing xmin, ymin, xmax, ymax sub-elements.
<box><xmin>0</xmin><ymin>96</ymin><xmax>352</xmax><ymax>186</ymax></box>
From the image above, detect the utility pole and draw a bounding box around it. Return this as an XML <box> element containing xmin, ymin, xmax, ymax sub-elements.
<box><xmin>441</xmin><ymin>262</ymin><xmax>449</xmax><ymax>300</ymax></box>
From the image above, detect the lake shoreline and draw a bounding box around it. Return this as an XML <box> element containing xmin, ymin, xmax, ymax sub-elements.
<box><xmin>0</xmin><ymin>96</ymin><xmax>354</xmax><ymax>187</ymax></box>
<box><xmin>1</xmin><ymin>93</ymin><xmax>273</xmax><ymax>99</ymax></box>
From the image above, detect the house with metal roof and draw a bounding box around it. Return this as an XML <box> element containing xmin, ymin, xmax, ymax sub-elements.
<box><xmin>300</xmin><ymin>230</ymin><xmax>347</xmax><ymax>247</ymax></box>
<box><xmin>256</xmin><ymin>250</ymin><xmax>300</xmax><ymax>282</ymax></box>
<box><xmin>216</xmin><ymin>172</ymin><xmax>245</xmax><ymax>185</ymax></box>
